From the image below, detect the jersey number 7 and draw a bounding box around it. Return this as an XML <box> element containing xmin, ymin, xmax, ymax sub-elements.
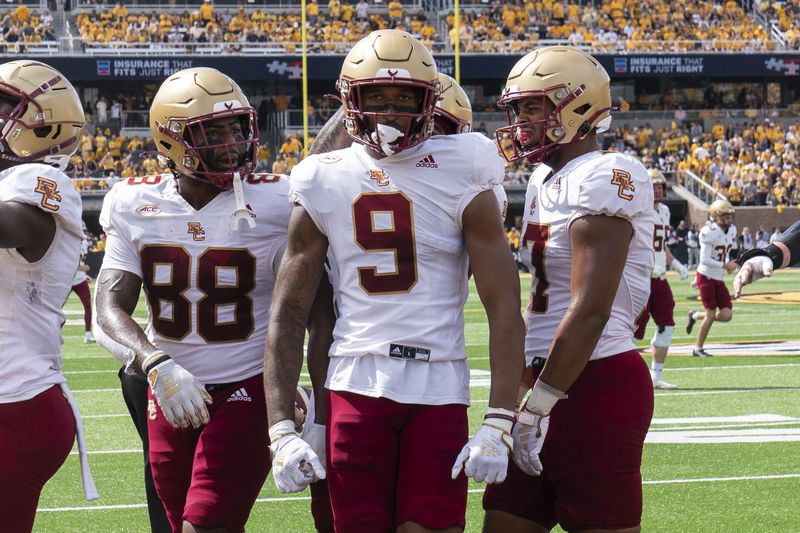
<box><xmin>523</xmin><ymin>223</ymin><xmax>550</xmax><ymax>314</ymax></box>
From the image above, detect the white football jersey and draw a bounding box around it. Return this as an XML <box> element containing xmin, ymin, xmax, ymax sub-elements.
<box><xmin>520</xmin><ymin>151</ymin><xmax>655</xmax><ymax>364</ymax></box>
<box><xmin>99</xmin><ymin>173</ymin><xmax>291</xmax><ymax>384</ymax></box>
<box><xmin>652</xmin><ymin>203</ymin><xmax>671</xmax><ymax>278</ymax></box>
<box><xmin>0</xmin><ymin>163</ymin><xmax>83</xmax><ymax>402</ymax></box>
<box><xmin>290</xmin><ymin>133</ymin><xmax>505</xmax><ymax>405</ymax></box>
<box><xmin>697</xmin><ymin>221</ymin><xmax>737</xmax><ymax>281</ymax></box>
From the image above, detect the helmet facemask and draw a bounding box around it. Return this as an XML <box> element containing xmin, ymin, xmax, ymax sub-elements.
<box><xmin>338</xmin><ymin>74</ymin><xmax>439</xmax><ymax>156</ymax></box>
<box><xmin>156</xmin><ymin>106</ymin><xmax>258</xmax><ymax>190</ymax></box>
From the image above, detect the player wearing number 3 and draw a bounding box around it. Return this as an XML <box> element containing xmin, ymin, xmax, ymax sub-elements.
<box><xmin>482</xmin><ymin>46</ymin><xmax>656</xmax><ymax>532</ymax></box>
<box><xmin>263</xmin><ymin>30</ymin><xmax>524</xmax><ymax>532</ymax></box>
<box><xmin>685</xmin><ymin>199</ymin><xmax>737</xmax><ymax>358</ymax></box>
<box><xmin>95</xmin><ymin>68</ymin><xmax>296</xmax><ymax>532</ymax></box>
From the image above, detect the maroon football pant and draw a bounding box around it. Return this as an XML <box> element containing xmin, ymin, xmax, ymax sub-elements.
<box><xmin>0</xmin><ymin>385</ymin><xmax>75</xmax><ymax>533</ymax></box>
<box><xmin>147</xmin><ymin>374</ymin><xmax>270</xmax><ymax>532</ymax></box>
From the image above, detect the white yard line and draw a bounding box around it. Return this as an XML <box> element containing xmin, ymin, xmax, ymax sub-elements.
<box><xmin>37</xmin><ymin>473</ymin><xmax>800</xmax><ymax>512</ymax></box>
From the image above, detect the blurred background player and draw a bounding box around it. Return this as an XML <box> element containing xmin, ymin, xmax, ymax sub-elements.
<box><xmin>482</xmin><ymin>46</ymin><xmax>655</xmax><ymax>533</ymax></box>
<box><xmin>94</xmin><ymin>67</ymin><xmax>295</xmax><ymax>533</ymax></box>
<box><xmin>70</xmin><ymin>235</ymin><xmax>95</xmax><ymax>344</ymax></box>
<box><xmin>0</xmin><ymin>59</ymin><xmax>97</xmax><ymax>532</ymax></box>
<box><xmin>262</xmin><ymin>29</ymin><xmax>524</xmax><ymax>533</ymax></box>
<box><xmin>686</xmin><ymin>199</ymin><xmax>738</xmax><ymax>357</ymax></box>
<box><xmin>433</xmin><ymin>73</ymin><xmax>472</xmax><ymax>135</ymax></box>
<box><xmin>735</xmin><ymin>218</ymin><xmax>800</xmax><ymax>296</ymax></box>
<box><xmin>634</xmin><ymin>169</ymin><xmax>689</xmax><ymax>389</ymax></box>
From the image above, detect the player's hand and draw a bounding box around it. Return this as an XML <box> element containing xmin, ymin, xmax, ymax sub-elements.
<box><xmin>734</xmin><ymin>255</ymin><xmax>774</xmax><ymax>298</ymax></box>
<box><xmin>670</xmin><ymin>258</ymin><xmax>689</xmax><ymax>280</ymax></box>
<box><xmin>451</xmin><ymin>422</ymin><xmax>512</xmax><ymax>484</ymax></box>
<box><xmin>270</xmin><ymin>420</ymin><xmax>326</xmax><ymax>493</ymax></box>
<box><xmin>724</xmin><ymin>261</ymin><xmax>739</xmax><ymax>274</ymax></box>
<box><xmin>512</xmin><ymin>410</ymin><xmax>549</xmax><ymax>476</ymax></box>
<box><xmin>147</xmin><ymin>358</ymin><xmax>212</xmax><ymax>429</ymax></box>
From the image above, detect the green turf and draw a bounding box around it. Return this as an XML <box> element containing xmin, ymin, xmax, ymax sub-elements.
<box><xmin>36</xmin><ymin>270</ymin><xmax>800</xmax><ymax>531</ymax></box>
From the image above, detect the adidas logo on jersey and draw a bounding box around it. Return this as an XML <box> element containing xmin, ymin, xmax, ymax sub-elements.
<box><xmin>227</xmin><ymin>387</ymin><xmax>252</xmax><ymax>402</ymax></box>
<box><xmin>415</xmin><ymin>155</ymin><xmax>438</xmax><ymax>168</ymax></box>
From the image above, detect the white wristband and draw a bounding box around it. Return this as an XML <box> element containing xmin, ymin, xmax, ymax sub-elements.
<box><xmin>524</xmin><ymin>380</ymin><xmax>565</xmax><ymax>417</ymax></box>
<box><xmin>484</xmin><ymin>407</ymin><xmax>515</xmax><ymax>433</ymax></box>
<box><xmin>269</xmin><ymin>419</ymin><xmax>296</xmax><ymax>442</ymax></box>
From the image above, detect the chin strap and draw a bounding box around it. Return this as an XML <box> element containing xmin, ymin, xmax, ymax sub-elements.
<box><xmin>230</xmin><ymin>171</ymin><xmax>256</xmax><ymax>231</ymax></box>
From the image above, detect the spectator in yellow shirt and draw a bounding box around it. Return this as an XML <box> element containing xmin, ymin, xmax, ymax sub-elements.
<box><xmin>329</xmin><ymin>0</ymin><xmax>342</xmax><ymax>20</ymax></box>
<box><xmin>388</xmin><ymin>0</ymin><xmax>403</xmax><ymax>25</ymax></box>
<box><xmin>307</xmin><ymin>0</ymin><xmax>320</xmax><ymax>24</ymax></box>
<box><xmin>200</xmin><ymin>0</ymin><xmax>215</xmax><ymax>22</ymax></box>
<box><xmin>280</xmin><ymin>135</ymin><xmax>303</xmax><ymax>157</ymax></box>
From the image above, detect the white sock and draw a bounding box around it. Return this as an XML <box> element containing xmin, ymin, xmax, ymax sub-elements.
<box><xmin>695</xmin><ymin>345</ymin><xmax>704</xmax><ymax>352</ymax></box>
<box><xmin>652</xmin><ymin>362</ymin><xmax>665</xmax><ymax>372</ymax></box>
<box><xmin>692</xmin><ymin>311</ymin><xmax>703</xmax><ymax>321</ymax></box>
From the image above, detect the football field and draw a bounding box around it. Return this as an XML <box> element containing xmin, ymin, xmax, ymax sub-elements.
<box><xmin>36</xmin><ymin>270</ymin><xmax>800</xmax><ymax>532</ymax></box>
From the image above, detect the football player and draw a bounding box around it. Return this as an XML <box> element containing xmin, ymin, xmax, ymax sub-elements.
<box><xmin>93</xmin><ymin>67</ymin><xmax>308</xmax><ymax>532</ymax></box>
<box><xmin>633</xmin><ymin>169</ymin><xmax>689</xmax><ymax>389</ymax></box>
<box><xmin>71</xmin><ymin>237</ymin><xmax>95</xmax><ymax>344</ymax></box>
<box><xmin>433</xmin><ymin>73</ymin><xmax>472</xmax><ymax>136</ymax></box>
<box><xmin>482</xmin><ymin>46</ymin><xmax>656</xmax><ymax>533</ymax></box>
<box><xmin>686</xmin><ymin>199</ymin><xmax>737</xmax><ymax>357</ymax></box>
<box><xmin>734</xmin><ymin>218</ymin><xmax>800</xmax><ymax>296</ymax></box>
<box><xmin>0</xmin><ymin>60</ymin><xmax>97</xmax><ymax>532</ymax></box>
<box><xmin>262</xmin><ymin>29</ymin><xmax>524</xmax><ymax>533</ymax></box>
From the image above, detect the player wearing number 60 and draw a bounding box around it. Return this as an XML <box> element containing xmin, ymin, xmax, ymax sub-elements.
<box><xmin>481</xmin><ymin>46</ymin><xmax>656</xmax><ymax>533</ymax></box>
<box><xmin>93</xmin><ymin>67</ymin><xmax>332</xmax><ymax>533</ymax></box>
<box><xmin>263</xmin><ymin>29</ymin><xmax>524</xmax><ymax>532</ymax></box>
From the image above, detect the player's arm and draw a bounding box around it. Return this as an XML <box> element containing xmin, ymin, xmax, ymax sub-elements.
<box><xmin>538</xmin><ymin>214</ymin><xmax>632</xmax><ymax>391</ymax></box>
<box><xmin>452</xmin><ymin>189</ymin><xmax>525</xmax><ymax>485</ymax></box>
<box><xmin>94</xmin><ymin>268</ymin><xmax>158</xmax><ymax>370</ymax></box>
<box><xmin>0</xmin><ymin>201</ymin><xmax>55</xmax><ymax>260</ymax></box>
<box><xmin>735</xmin><ymin>219</ymin><xmax>800</xmax><ymax>296</ymax></box>
<box><xmin>464</xmin><ymin>189</ymin><xmax>525</xmax><ymax>411</ymax></box>
<box><xmin>264</xmin><ymin>205</ymin><xmax>329</xmax><ymax>426</ymax></box>
<box><xmin>305</xmin><ymin>274</ymin><xmax>334</xmax><ymax>424</ymax></box>
<box><xmin>263</xmin><ymin>205</ymin><xmax>329</xmax><ymax>492</ymax></box>
<box><xmin>308</xmin><ymin>106</ymin><xmax>352</xmax><ymax>155</ymax></box>
<box><xmin>95</xmin><ymin>268</ymin><xmax>211</xmax><ymax>429</ymax></box>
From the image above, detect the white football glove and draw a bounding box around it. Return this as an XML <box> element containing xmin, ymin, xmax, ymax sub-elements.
<box><xmin>146</xmin><ymin>356</ymin><xmax>212</xmax><ymax>429</ymax></box>
<box><xmin>300</xmin><ymin>391</ymin><xmax>326</xmax><ymax>467</ymax></box>
<box><xmin>270</xmin><ymin>420</ymin><xmax>326</xmax><ymax>493</ymax></box>
<box><xmin>734</xmin><ymin>255</ymin><xmax>774</xmax><ymax>298</ymax></box>
<box><xmin>512</xmin><ymin>380</ymin><xmax>564</xmax><ymax>476</ymax></box>
<box><xmin>451</xmin><ymin>420</ymin><xmax>513</xmax><ymax>484</ymax></box>
<box><xmin>670</xmin><ymin>258</ymin><xmax>689</xmax><ymax>280</ymax></box>
<box><xmin>512</xmin><ymin>411</ymin><xmax>549</xmax><ymax>476</ymax></box>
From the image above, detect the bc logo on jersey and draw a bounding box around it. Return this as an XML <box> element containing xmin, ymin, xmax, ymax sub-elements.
<box><xmin>34</xmin><ymin>176</ymin><xmax>62</xmax><ymax>212</ymax></box>
<box><xmin>188</xmin><ymin>222</ymin><xmax>206</xmax><ymax>241</ymax></box>
<box><xmin>611</xmin><ymin>169</ymin><xmax>635</xmax><ymax>201</ymax></box>
<box><xmin>369</xmin><ymin>168</ymin><xmax>390</xmax><ymax>187</ymax></box>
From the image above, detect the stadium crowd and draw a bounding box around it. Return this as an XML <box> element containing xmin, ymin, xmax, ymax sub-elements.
<box><xmin>76</xmin><ymin>0</ymin><xmax>440</xmax><ymax>52</ymax></box>
<box><xmin>444</xmin><ymin>0</ymin><xmax>771</xmax><ymax>53</ymax></box>
<box><xmin>69</xmin><ymin>0</ymin><xmax>785</xmax><ymax>52</ymax></box>
<box><xmin>0</xmin><ymin>5</ymin><xmax>56</xmax><ymax>50</ymax></box>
